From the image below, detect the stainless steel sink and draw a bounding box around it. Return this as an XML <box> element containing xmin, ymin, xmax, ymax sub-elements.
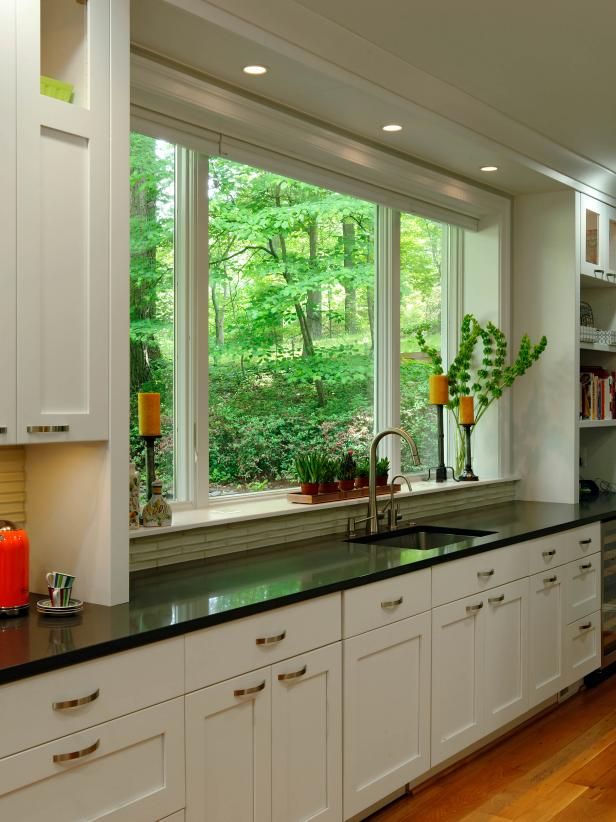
<box><xmin>348</xmin><ymin>525</ymin><xmax>496</xmax><ymax>550</ymax></box>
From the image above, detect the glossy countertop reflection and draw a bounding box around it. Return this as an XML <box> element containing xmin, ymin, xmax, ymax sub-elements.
<box><xmin>2</xmin><ymin>497</ymin><xmax>616</xmax><ymax>685</ymax></box>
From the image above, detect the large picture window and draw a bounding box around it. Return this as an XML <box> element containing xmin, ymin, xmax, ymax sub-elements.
<box><xmin>129</xmin><ymin>133</ymin><xmax>456</xmax><ymax>504</ymax></box>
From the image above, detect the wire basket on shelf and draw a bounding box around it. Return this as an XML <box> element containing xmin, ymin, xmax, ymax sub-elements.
<box><xmin>580</xmin><ymin>301</ymin><xmax>594</xmax><ymax>327</ymax></box>
<box><xmin>580</xmin><ymin>326</ymin><xmax>598</xmax><ymax>343</ymax></box>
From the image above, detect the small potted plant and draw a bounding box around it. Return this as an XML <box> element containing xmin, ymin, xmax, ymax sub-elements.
<box><xmin>375</xmin><ymin>456</ymin><xmax>390</xmax><ymax>487</ymax></box>
<box><xmin>354</xmin><ymin>457</ymin><xmax>370</xmax><ymax>488</ymax></box>
<box><xmin>338</xmin><ymin>450</ymin><xmax>357</xmax><ymax>492</ymax></box>
<box><xmin>319</xmin><ymin>456</ymin><xmax>339</xmax><ymax>494</ymax></box>
<box><xmin>295</xmin><ymin>451</ymin><xmax>323</xmax><ymax>495</ymax></box>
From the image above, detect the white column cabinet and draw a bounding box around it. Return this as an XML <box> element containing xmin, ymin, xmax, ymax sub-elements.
<box><xmin>528</xmin><ymin>570</ymin><xmax>565</xmax><ymax>708</ymax></box>
<box><xmin>343</xmin><ymin>612</ymin><xmax>431</xmax><ymax>820</ymax></box>
<box><xmin>272</xmin><ymin>644</ymin><xmax>342</xmax><ymax>822</ymax></box>
<box><xmin>185</xmin><ymin>667</ymin><xmax>272</xmax><ymax>822</ymax></box>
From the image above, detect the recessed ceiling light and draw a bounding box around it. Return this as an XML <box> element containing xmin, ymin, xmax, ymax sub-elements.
<box><xmin>243</xmin><ymin>65</ymin><xmax>268</xmax><ymax>76</ymax></box>
<box><xmin>480</xmin><ymin>165</ymin><xmax>498</xmax><ymax>172</ymax></box>
<box><xmin>382</xmin><ymin>124</ymin><xmax>403</xmax><ymax>132</ymax></box>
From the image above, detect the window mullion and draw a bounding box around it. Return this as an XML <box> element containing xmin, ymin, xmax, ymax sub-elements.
<box><xmin>375</xmin><ymin>206</ymin><xmax>401</xmax><ymax>475</ymax></box>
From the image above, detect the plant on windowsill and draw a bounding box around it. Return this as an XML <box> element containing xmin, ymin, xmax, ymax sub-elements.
<box><xmin>338</xmin><ymin>450</ymin><xmax>357</xmax><ymax>492</ymax></box>
<box><xmin>354</xmin><ymin>457</ymin><xmax>370</xmax><ymax>489</ymax></box>
<box><xmin>375</xmin><ymin>457</ymin><xmax>390</xmax><ymax>487</ymax></box>
<box><xmin>416</xmin><ymin>314</ymin><xmax>547</xmax><ymax>475</ymax></box>
<box><xmin>319</xmin><ymin>456</ymin><xmax>339</xmax><ymax>494</ymax></box>
<box><xmin>295</xmin><ymin>451</ymin><xmax>325</xmax><ymax>495</ymax></box>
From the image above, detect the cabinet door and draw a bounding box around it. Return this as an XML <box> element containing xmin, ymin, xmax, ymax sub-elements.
<box><xmin>580</xmin><ymin>194</ymin><xmax>606</xmax><ymax>278</ymax></box>
<box><xmin>565</xmin><ymin>555</ymin><xmax>601</xmax><ymax>623</ymax></box>
<box><xmin>185</xmin><ymin>667</ymin><xmax>271</xmax><ymax>822</ymax></box>
<box><xmin>0</xmin><ymin>0</ymin><xmax>16</xmax><ymax>444</ymax></box>
<box><xmin>272</xmin><ymin>644</ymin><xmax>342</xmax><ymax>822</ymax></box>
<box><xmin>16</xmin><ymin>0</ymin><xmax>109</xmax><ymax>442</ymax></box>
<box><xmin>0</xmin><ymin>697</ymin><xmax>185</xmax><ymax>822</ymax></box>
<box><xmin>483</xmin><ymin>578</ymin><xmax>529</xmax><ymax>733</ymax></box>
<box><xmin>565</xmin><ymin>611</ymin><xmax>601</xmax><ymax>686</ymax></box>
<box><xmin>431</xmin><ymin>593</ymin><xmax>485</xmax><ymax>766</ymax></box>
<box><xmin>528</xmin><ymin>570</ymin><xmax>565</xmax><ymax>708</ymax></box>
<box><xmin>343</xmin><ymin>612</ymin><xmax>431</xmax><ymax>819</ymax></box>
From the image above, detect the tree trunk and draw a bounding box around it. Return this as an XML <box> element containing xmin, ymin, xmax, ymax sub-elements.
<box><xmin>306</xmin><ymin>222</ymin><xmax>322</xmax><ymax>339</ymax></box>
<box><xmin>211</xmin><ymin>282</ymin><xmax>225</xmax><ymax>346</ymax></box>
<box><xmin>342</xmin><ymin>221</ymin><xmax>357</xmax><ymax>334</ymax></box>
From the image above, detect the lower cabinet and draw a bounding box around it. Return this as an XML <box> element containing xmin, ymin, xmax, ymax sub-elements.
<box><xmin>565</xmin><ymin>611</ymin><xmax>601</xmax><ymax>684</ymax></box>
<box><xmin>528</xmin><ymin>569</ymin><xmax>565</xmax><ymax>707</ymax></box>
<box><xmin>342</xmin><ymin>612</ymin><xmax>431</xmax><ymax>820</ymax></box>
<box><xmin>0</xmin><ymin>697</ymin><xmax>185</xmax><ymax>822</ymax></box>
<box><xmin>185</xmin><ymin>643</ymin><xmax>342</xmax><ymax>822</ymax></box>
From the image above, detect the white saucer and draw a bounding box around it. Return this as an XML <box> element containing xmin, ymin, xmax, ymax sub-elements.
<box><xmin>36</xmin><ymin>598</ymin><xmax>84</xmax><ymax>615</ymax></box>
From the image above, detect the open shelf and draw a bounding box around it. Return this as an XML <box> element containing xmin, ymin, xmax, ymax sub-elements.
<box><xmin>581</xmin><ymin>272</ymin><xmax>616</xmax><ymax>289</ymax></box>
<box><xmin>580</xmin><ymin>342</ymin><xmax>616</xmax><ymax>352</ymax></box>
<box><xmin>40</xmin><ymin>0</ymin><xmax>88</xmax><ymax>108</ymax></box>
<box><xmin>579</xmin><ymin>419</ymin><xmax>616</xmax><ymax>428</ymax></box>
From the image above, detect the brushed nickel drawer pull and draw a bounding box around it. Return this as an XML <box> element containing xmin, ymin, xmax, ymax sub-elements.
<box><xmin>579</xmin><ymin>622</ymin><xmax>592</xmax><ymax>631</ymax></box>
<box><xmin>466</xmin><ymin>602</ymin><xmax>483</xmax><ymax>613</ymax></box>
<box><xmin>477</xmin><ymin>569</ymin><xmax>495</xmax><ymax>578</ymax></box>
<box><xmin>256</xmin><ymin>630</ymin><xmax>286</xmax><ymax>646</ymax></box>
<box><xmin>277</xmin><ymin>665</ymin><xmax>307</xmax><ymax>682</ymax></box>
<box><xmin>579</xmin><ymin>538</ymin><xmax>592</xmax><ymax>545</ymax></box>
<box><xmin>53</xmin><ymin>738</ymin><xmax>100</xmax><ymax>763</ymax></box>
<box><xmin>580</xmin><ymin>562</ymin><xmax>593</xmax><ymax>571</ymax></box>
<box><xmin>381</xmin><ymin>596</ymin><xmax>404</xmax><ymax>609</ymax></box>
<box><xmin>234</xmin><ymin>680</ymin><xmax>266</xmax><ymax>697</ymax></box>
<box><xmin>53</xmin><ymin>688</ymin><xmax>100</xmax><ymax>711</ymax></box>
<box><xmin>27</xmin><ymin>425</ymin><xmax>70</xmax><ymax>434</ymax></box>
<box><xmin>544</xmin><ymin>575</ymin><xmax>558</xmax><ymax>584</ymax></box>
<box><xmin>488</xmin><ymin>594</ymin><xmax>505</xmax><ymax>605</ymax></box>
<box><xmin>542</xmin><ymin>549</ymin><xmax>556</xmax><ymax>558</ymax></box>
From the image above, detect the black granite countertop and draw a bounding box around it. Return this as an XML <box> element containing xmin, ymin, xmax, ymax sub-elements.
<box><xmin>2</xmin><ymin>496</ymin><xmax>616</xmax><ymax>685</ymax></box>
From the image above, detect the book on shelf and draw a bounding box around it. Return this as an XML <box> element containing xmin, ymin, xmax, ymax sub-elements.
<box><xmin>580</xmin><ymin>365</ymin><xmax>616</xmax><ymax>420</ymax></box>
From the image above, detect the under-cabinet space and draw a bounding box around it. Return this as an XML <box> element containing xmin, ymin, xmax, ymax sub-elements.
<box><xmin>40</xmin><ymin>0</ymin><xmax>88</xmax><ymax>106</ymax></box>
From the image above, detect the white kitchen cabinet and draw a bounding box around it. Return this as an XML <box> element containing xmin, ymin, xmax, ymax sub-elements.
<box><xmin>0</xmin><ymin>697</ymin><xmax>185</xmax><ymax>822</ymax></box>
<box><xmin>185</xmin><ymin>667</ymin><xmax>272</xmax><ymax>822</ymax></box>
<box><xmin>565</xmin><ymin>553</ymin><xmax>601</xmax><ymax>623</ymax></box>
<box><xmin>10</xmin><ymin>0</ymin><xmax>111</xmax><ymax>442</ymax></box>
<box><xmin>0</xmin><ymin>0</ymin><xmax>16</xmax><ymax>444</ymax></box>
<box><xmin>483</xmin><ymin>578</ymin><xmax>529</xmax><ymax>733</ymax></box>
<box><xmin>528</xmin><ymin>569</ymin><xmax>565</xmax><ymax>708</ymax></box>
<box><xmin>431</xmin><ymin>592</ymin><xmax>485</xmax><ymax>765</ymax></box>
<box><xmin>565</xmin><ymin>611</ymin><xmax>601</xmax><ymax>685</ymax></box>
<box><xmin>580</xmin><ymin>193</ymin><xmax>607</xmax><ymax>278</ymax></box>
<box><xmin>343</xmin><ymin>612</ymin><xmax>431</xmax><ymax>819</ymax></box>
<box><xmin>272</xmin><ymin>644</ymin><xmax>342</xmax><ymax>822</ymax></box>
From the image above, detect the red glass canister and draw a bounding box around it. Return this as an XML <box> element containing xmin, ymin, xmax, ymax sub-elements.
<box><xmin>0</xmin><ymin>520</ymin><xmax>30</xmax><ymax>615</ymax></box>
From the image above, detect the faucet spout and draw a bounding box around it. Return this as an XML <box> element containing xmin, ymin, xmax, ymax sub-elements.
<box><xmin>367</xmin><ymin>427</ymin><xmax>420</xmax><ymax>534</ymax></box>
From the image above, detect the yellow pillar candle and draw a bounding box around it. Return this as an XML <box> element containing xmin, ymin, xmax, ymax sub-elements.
<box><xmin>459</xmin><ymin>395</ymin><xmax>475</xmax><ymax>425</ymax></box>
<box><xmin>138</xmin><ymin>393</ymin><xmax>161</xmax><ymax>436</ymax></box>
<box><xmin>429</xmin><ymin>374</ymin><xmax>449</xmax><ymax>405</ymax></box>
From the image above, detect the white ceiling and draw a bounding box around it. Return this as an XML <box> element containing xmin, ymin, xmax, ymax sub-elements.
<box><xmin>131</xmin><ymin>0</ymin><xmax>616</xmax><ymax>200</ymax></box>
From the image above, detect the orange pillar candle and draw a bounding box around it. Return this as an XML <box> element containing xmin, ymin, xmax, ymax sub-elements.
<box><xmin>429</xmin><ymin>374</ymin><xmax>449</xmax><ymax>405</ymax></box>
<box><xmin>138</xmin><ymin>393</ymin><xmax>161</xmax><ymax>436</ymax></box>
<box><xmin>459</xmin><ymin>395</ymin><xmax>475</xmax><ymax>425</ymax></box>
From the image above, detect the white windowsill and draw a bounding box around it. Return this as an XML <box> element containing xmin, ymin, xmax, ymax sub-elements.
<box><xmin>129</xmin><ymin>476</ymin><xmax>519</xmax><ymax>539</ymax></box>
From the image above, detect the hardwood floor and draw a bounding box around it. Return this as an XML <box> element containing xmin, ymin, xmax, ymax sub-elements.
<box><xmin>371</xmin><ymin>676</ymin><xmax>616</xmax><ymax>821</ymax></box>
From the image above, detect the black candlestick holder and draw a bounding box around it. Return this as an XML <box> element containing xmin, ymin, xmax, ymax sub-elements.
<box><xmin>426</xmin><ymin>403</ymin><xmax>458</xmax><ymax>483</ymax></box>
<box><xmin>458</xmin><ymin>423</ymin><xmax>479</xmax><ymax>481</ymax></box>
<box><xmin>141</xmin><ymin>434</ymin><xmax>162</xmax><ymax>500</ymax></box>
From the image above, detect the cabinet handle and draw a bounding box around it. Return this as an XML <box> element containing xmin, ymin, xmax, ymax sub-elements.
<box><xmin>579</xmin><ymin>539</ymin><xmax>592</xmax><ymax>545</ymax></box>
<box><xmin>53</xmin><ymin>689</ymin><xmax>100</xmax><ymax>711</ymax></box>
<box><xmin>234</xmin><ymin>680</ymin><xmax>266</xmax><ymax>697</ymax></box>
<box><xmin>488</xmin><ymin>594</ymin><xmax>505</xmax><ymax>605</ymax></box>
<box><xmin>544</xmin><ymin>575</ymin><xmax>558</xmax><ymax>584</ymax></box>
<box><xmin>579</xmin><ymin>622</ymin><xmax>593</xmax><ymax>631</ymax></box>
<box><xmin>26</xmin><ymin>425</ymin><xmax>70</xmax><ymax>434</ymax></box>
<box><xmin>256</xmin><ymin>630</ymin><xmax>286</xmax><ymax>646</ymax></box>
<box><xmin>580</xmin><ymin>562</ymin><xmax>593</xmax><ymax>571</ymax></box>
<box><xmin>277</xmin><ymin>665</ymin><xmax>307</xmax><ymax>682</ymax></box>
<box><xmin>381</xmin><ymin>596</ymin><xmax>404</xmax><ymax>609</ymax></box>
<box><xmin>53</xmin><ymin>738</ymin><xmax>100</xmax><ymax>763</ymax></box>
<box><xmin>542</xmin><ymin>550</ymin><xmax>556</xmax><ymax>558</ymax></box>
<box><xmin>477</xmin><ymin>569</ymin><xmax>495</xmax><ymax>578</ymax></box>
<box><xmin>466</xmin><ymin>602</ymin><xmax>483</xmax><ymax>613</ymax></box>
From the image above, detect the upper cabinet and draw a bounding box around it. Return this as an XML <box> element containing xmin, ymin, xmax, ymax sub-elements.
<box><xmin>580</xmin><ymin>193</ymin><xmax>616</xmax><ymax>282</ymax></box>
<box><xmin>5</xmin><ymin>0</ymin><xmax>111</xmax><ymax>443</ymax></box>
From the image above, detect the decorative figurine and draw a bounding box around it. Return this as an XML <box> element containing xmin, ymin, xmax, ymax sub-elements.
<box><xmin>142</xmin><ymin>480</ymin><xmax>172</xmax><ymax>528</ymax></box>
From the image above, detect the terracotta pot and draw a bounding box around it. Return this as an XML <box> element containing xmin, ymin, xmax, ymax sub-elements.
<box><xmin>319</xmin><ymin>482</ymin><xmax>339</xmax><ymax>494</ymax></box>
<box><xmin>338</xmin><ymin>479</ymin><xmax>355</xmax><ymax>492</ymax></box>
<box><xmin>375</xmin><ymin>475</ymin><xmax>388</xmax><ymax>487</ymax></box>
<box><xmin>354</xmin><ymin>476</ymin><xmax>369</xmax><ymax>488</ymax></box>
<box><xmin>300</xmin><ymin>482</ymin><xmax>319</xmax><ymax>495</ymax></box>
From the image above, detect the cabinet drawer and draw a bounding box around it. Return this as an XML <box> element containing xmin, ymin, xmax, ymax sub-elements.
<box><xmin>565</xmin><ymin>554</ymin><xmax>601</xmax><ymax>623</ymax></box>
<box><xmin>342</xmin><ymin>569</ymin><xmax>431</xmax><ymax>638</ymax></box>
<box><xmin>0</xmin><ymin>637</ymin><xmax>184</xmax><ymax>760</ymax></box>
<box><xmin>185</xmin><ymin>594</ymin><xmax>341</xmax><ymax>691</ymax></box>
<box><xmin>565</xmin><ymin>523</ymin><xmax>600</xmax><ymax>562</ymax></box>
<box><xmin>565</xmin><ymin>611</ymin><xmax>601</xmax><ymax>685</ymax></box>
<box><xmin>432</xmin><ymin>544</ymin><xmax>528</xmax><ymax>607</ymax></box>
<box><xmin>0</xmin><ymin>697</ymin><xmax>185</xmax><ymax>822</ymax></box>
<box><xmin>527</xmin><ymin>534</ymin><xmax>568</xmax><ymax>575</ymax></box>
